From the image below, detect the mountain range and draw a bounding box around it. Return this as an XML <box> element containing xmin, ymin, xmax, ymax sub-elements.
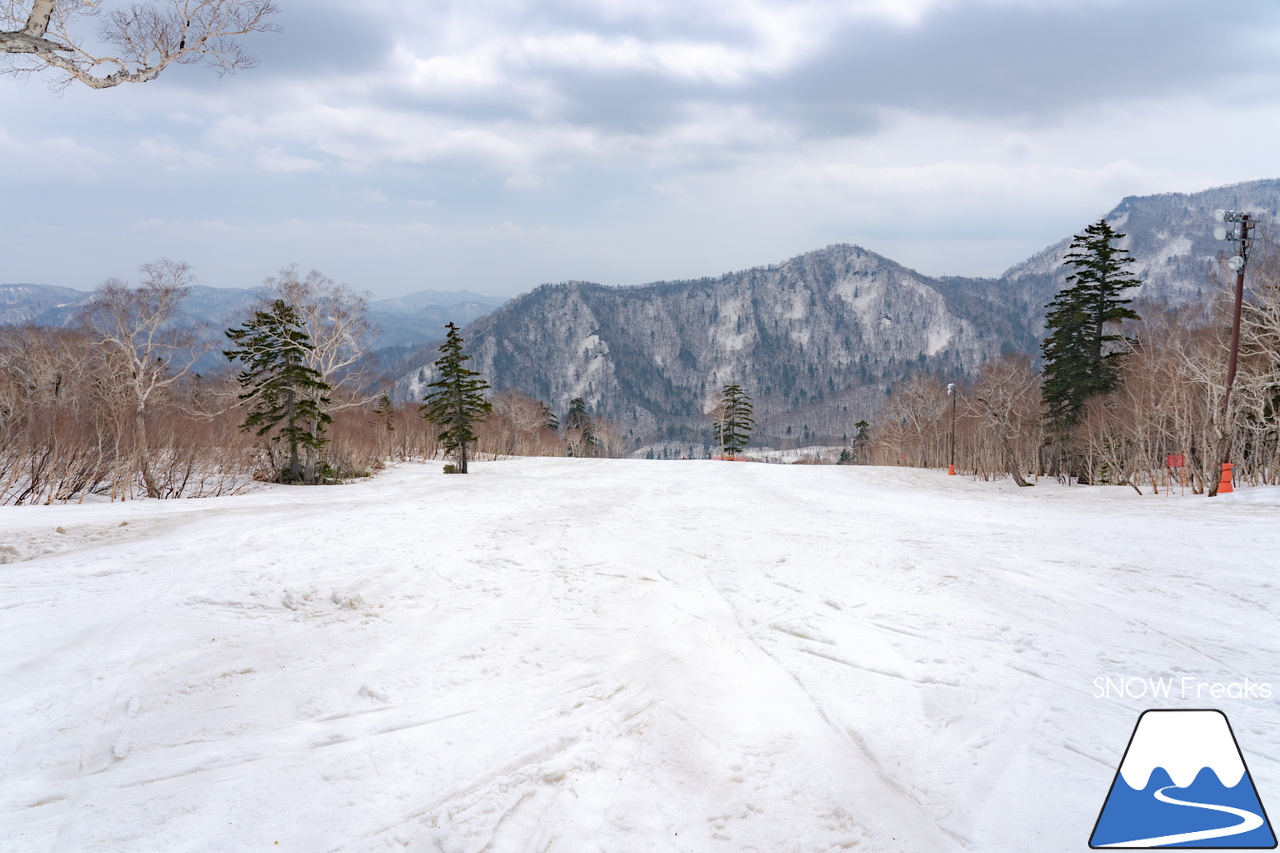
<box><xmin>0</xmin><ymin>284</ymin><xmax>507</xmax><ymax>352</ymax></box>
<box><xmin>399</xmin><ymin>179</ymin><xmax>1280</xmax><ymax>447</ymax></box>
<box><xmin>7</xmin><ymin>178</ymin><xmax>1277</xmax><ymax>447</ymax></box>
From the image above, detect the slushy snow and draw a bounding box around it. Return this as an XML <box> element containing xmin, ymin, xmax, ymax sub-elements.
<box><xmin>1</xmin><ymin>459</ymin><xmax>1278</xmax><ymax>852</ymax></box>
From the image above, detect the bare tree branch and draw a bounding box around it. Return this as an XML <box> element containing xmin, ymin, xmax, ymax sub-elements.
<box><xmin>2</xmin><ymin>0</ymin><xmax>279</xmax><ymax>89</ymax></box>
<box><xmin>78</xmin><ymin>259</ymin><xmax>213</xmax><ymax>497</ymax></box>
<box><xmin>260</xmin><ymin>264</ymin><xmax>379</xmax><ymax>411</ymax></box>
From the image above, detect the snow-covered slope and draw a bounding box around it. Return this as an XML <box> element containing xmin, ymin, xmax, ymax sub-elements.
<box><xmin>1</xmin><ymin>460</ymin><xmax>1277</xmax><ymax>852</ymax></box>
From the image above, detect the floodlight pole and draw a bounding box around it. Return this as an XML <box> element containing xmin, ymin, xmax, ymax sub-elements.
<box><xmin>1222</xmin><ymin>236</ymin><xmax>1248</xmax><ymax>416</ymax></box>
<box><xmin>947</xmin><ymin>383</ymin><xmax>957</xmax><ymax>476</ymax></box>
<box><xmin>1210</xmin><ymin>211</ymin><xmax>1253</xmax><ymax>496</ymax></box>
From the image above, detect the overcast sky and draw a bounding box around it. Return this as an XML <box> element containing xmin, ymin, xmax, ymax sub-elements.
<box><xmin>4</xmin><ymin>0</ymin><xmax>1280</xmax><ymax>298</ymax></box>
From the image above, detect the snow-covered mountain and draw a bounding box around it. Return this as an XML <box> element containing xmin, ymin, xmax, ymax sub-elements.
<box><xmin>402</xmin><ymin>245</ymin><xmax>1023</xmax><ymax>445</ymax></box>
<box><xmin>1002</xmin><ymin>178</ymin><xmax>1280</xmax><ymax>332</ymax></box>
<box><xmin>0</xmin><ymin>283</ymin><xmax>92</xmax><ymax>327</ymax></box>
<box><xmin>401</xmin><ymin>179</ymin><xmax>1280</xmax><ymax>445</ymax></box>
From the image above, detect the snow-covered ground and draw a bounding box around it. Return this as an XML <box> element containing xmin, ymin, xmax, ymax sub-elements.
<box><xmin>2</xmin><ymin>459</ymin><xmax>1277</xmax><ymax>852</ymax></box>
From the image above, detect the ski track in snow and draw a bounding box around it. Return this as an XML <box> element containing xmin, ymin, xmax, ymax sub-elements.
<box><xmin>1</xmin><ymin>459</ymin><xmax>1278</xmax><ymax>852</ymax></box>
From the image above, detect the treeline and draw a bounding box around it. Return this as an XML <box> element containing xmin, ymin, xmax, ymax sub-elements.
<box><xmin>863</xmin><ymin>234</ymin><xmax>1280</xmax><ymax>493</ymax></box>
<box><xmin>0</xmin><ymin>262</ymin><xmax>623</xmax><ymax>505</ymax></box>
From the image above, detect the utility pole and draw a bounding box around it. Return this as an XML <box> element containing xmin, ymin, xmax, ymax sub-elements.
<box><xmin>1209</xmin><ymin>209</ymin><xmax>1255</xmax><ymax>496</ymax></box>
<box><xmin>947</xmin><ymin>383</ymin><xmax>957</xmax><ymax>476</ymax></box>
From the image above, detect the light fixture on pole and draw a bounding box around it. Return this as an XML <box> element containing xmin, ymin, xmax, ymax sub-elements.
<box><xmin>1210</xmin><ymin>208</ymin><xmax>1255</xmax><ymax>496</ymax></box>
<box><xmin>947</xmin><ymin>382</ymin><xmax>957</xmax><ymax>476</ymax></box>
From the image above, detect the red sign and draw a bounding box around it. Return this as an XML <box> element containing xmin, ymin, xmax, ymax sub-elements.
<box><xmin>1167</xmin><ymin>454</ymin><xmax>1185</xmax><ymax>468</ymax></box>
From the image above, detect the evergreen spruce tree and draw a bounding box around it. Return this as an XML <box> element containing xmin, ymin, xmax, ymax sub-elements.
<box><xmin>843</xmin><ymin>419</ymin><xmax>871</xmax><ymax>464</ymax></box>
<box><xmin>420</xmin><ymin>322</ymin><xmax>491</xmax><ymax>473</ymax></box>
<box><xmin>712</xmin><ymin>384</ymin><xmax>754</xmax><ymax>457</ymax></box>
<box><xmin>1041</xmin><ymin>219</ymin><xmax>1141</xmax><ymax>477</ymax></box>
<box><xmin>563</xmin><ymin>397</ymin><xmax>597</xmax><ymax>456</ymax></box>
<box><xmin>1042</xmin><ymin>219</ymin><xmax>1142</xmax><ymax>424</ymax></box>
<box><xmin>540</xmin><ymin>401</ymin><xmax>559</xmax><ymax>432</ymax></box>
<box><xmin>225</xmin><ymin>299</ymin><xmax>333</xmax><ymax>484</ymax></box>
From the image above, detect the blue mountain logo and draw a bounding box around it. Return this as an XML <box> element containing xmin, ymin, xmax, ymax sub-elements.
<box><xmin>1090</xmin><ymin>709</ymin><xmax>1276</xmax><ymax>848</ymax></box>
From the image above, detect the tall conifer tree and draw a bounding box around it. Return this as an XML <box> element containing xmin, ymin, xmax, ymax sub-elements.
<box><xmin>563</xmin><ymin>397</ymin><xmax>597</xmax><ymax>457</ymax></box>
<box><xmin>225</xmin><ymin>299</ymin><xmax>332</xmax><ymax>484</ymax></box>
<box><xmin>1042</xmin><ymin>219</ymin><xmax>1142</xmax><ymax>427</ymax></box>
<box><xmin>712</xmin><ymin>384</ymin><xmax>755</xmax><ymax>457</ymax></box>
<box><xmin>420</xmin><ymin>323</ymin><xmax>491</xmax><ymax>473</ymax></box>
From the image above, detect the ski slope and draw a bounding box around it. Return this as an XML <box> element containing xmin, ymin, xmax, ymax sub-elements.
<box><xmin>1</xmin><ymin>459</ymin><xmax>1278</xmax><ymax>852</ymax></box>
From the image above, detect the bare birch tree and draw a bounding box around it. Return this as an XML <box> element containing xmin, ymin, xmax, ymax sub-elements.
<box><xmin>1</xmin><ymin>0</ymin><xmax>279</xmax><ymax>90</ymax></box>
<box><xmin>968</xmin><ymin>355</ymin><xmax>1039</xmax><ymax>487</ymax></box>
<box><xmin>261</xmin><ymin>265</ymin><xmax>376</xmax><ymax>408</ymax></box>
<box><xmin>489</xmin><ymin>391</ymin><xmax>559</xmax><ymax>456</ymax></box>
<box><xmin>705</xmin><ymin>391</ymin><xmax>729</xmax><ymax>456</ymax></box>
<box><xmin>1233</xmin><ymin>241</ymin><xmax>1280</xmax><ymax>483</ymax></box>
<box><xmin>873</xmin><ymin>373</ymin><xmax>948</xmax><ymax>468</ymax></box>
<box><xmin>79</xmin><ymin>259</ymin><xmax>209</xmax><ymax>497</ymax></box>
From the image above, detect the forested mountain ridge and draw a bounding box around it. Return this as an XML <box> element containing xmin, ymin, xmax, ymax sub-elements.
<box><xmin>403</xmin><ymin>244</ymin><xmax>1021</xmax><ymax>445</ymax></box>
<box><xmin>401</xmin><ymin>179</ymin><xmax>1280</xmax><ymax>447</ymax></box>
<box><xmin>1001</xmin><ymin>178</ymin><xmax>1280</xmax><ymax>332</ymax></box>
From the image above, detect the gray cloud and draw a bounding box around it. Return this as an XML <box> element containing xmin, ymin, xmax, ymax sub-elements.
<box><xmin>355</xmin><ymin>0</ymin><xmax>1280</xmax><ymax>142</ymax></box>
<box><xmin>768</xmin><ymin>0</ymin><xmax>1278</xmax><ymax>131</ymax></box>
<box><xmin>5</xmin><ymin>0</ymin><xmax>1280</xmax><ymax>298</ymax></box>
<box><xmin>216</xmin><ymin>1</ymin><xmax>393</xmax><ymax>81</ymax></box>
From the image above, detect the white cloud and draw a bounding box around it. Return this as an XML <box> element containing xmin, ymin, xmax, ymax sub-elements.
<box><xmin>135</xmin><ymin>137</ymin><xmax>220</xmax><ymax>171</ymax></box>
<box><xmin>255</xmin><ymin>146</ymin><xmax>324</xmax><ymax>173</ymax></box>
<box><xmin>0</xmin><ymin>129</ymin><xmax>111</xmax><ymax>180</ymax></box>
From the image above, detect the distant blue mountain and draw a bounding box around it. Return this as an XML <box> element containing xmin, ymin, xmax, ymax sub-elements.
<box><xmin>0</xmin><ymin>283</ymin><xmax>507</xmax><ymax>351</ymax></box>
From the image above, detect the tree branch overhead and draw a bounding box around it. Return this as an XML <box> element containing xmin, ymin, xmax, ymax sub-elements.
<box><xmin>1</xmin><ymin>0</ymin><xmax>280</xmax><ymax>89</ymax></box>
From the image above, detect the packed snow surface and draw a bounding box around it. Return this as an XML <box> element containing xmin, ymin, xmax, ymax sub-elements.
<box><xmin>2</xmin><ymin>459</ymin><xmax>1278</xmax><ymax>852</ymax></box>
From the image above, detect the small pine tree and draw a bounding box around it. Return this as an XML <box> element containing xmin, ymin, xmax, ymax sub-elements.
<box><xmin>225</xmin><ymin>299</ymin><xmax>333</xmax><ymax>484</ymax></box>
<box><xmin>420</xmin><ymin>323</ymin><xmax>491</xmax><ymax>473</ymax></box>
<box><xmin>712</xmin><ymin>384</ymin><xmax>754</xmax><ymax>457</ymax></box>
<box><xmin>372</xmin><ymin>392</ymin><xmax>395</xmax><ymax>430</ymax></box>
<box><xmin>851</xmin><ymin>419</ymin><xmax>871</xmax><ymax>464</ymax></box>
<box><xmin>1042</xmin><ymin>219</ymin><xmax>1142</xmax><ymax>428</ymax></box>
<box><xmin>540</xmin><ymin>401</ymin><xmax>559</xmax><ymax>432</ymax></box>
<box><xmin>564</xmin><ymin>397</ymin><xmax>597</xmax><ymax>457</ymax></box>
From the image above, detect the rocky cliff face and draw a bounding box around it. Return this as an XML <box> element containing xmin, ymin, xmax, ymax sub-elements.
<box><xmin>402</xmin><ymin>178</ymin><xmax>1280</xmax><ymax>446</ymax></box>
<box><xmin>403</xmin><ymin>245</ymin><xmax>1021</xmax><ymax>445</ymax></box>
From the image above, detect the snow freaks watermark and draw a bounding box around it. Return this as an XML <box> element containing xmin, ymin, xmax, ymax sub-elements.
<box><xmin>1088</xmin><ymin>710</ymin><xmax>1277</xmax><ymax>848</ymax></box>
<box><xmin>1092</xmin><ymin>675</ymin><xmax>1273</xmax><ymax>701</ymax></box>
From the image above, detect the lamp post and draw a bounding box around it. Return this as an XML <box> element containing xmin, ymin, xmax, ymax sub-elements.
<box><xmin>1210</xmin><ymin>209</ymin><xmax>1255</xmax><ymax>496</ymax></box>
<box><xmin>947</xmin><ymin>382</ymin><xmax>957</xmax><ymax>475</ymax></box>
